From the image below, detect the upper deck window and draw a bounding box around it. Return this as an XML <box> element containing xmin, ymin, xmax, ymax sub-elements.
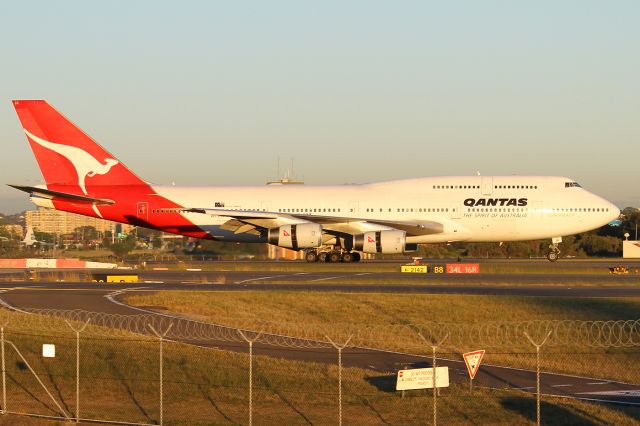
<box><xmin>565</xmin><ymin>182</ymin><xmax>581</xmax><ymax>188</ymax></box>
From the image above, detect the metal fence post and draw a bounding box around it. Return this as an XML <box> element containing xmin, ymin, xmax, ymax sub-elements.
<box><xmin>1</xmin><ymin>326</ymin><xmax>6</xmax><ymax>415</ymax></box>
<box><xmin>524</xmin><ymin>331</ymin><xmax>552</xmax><ymax>426</ymax></box>
<box><xmin>64</xmin><ymin>319</ymin><xmax>90</xmax><ymax>424</ymax></box>
<box><xmin>148</xmin><ymin>323</ymin><xmax>174</xmax><ymax>426</ymax></box>
<box><xmin>325</xmin><ymin>335</ymin><xmax>353</xmax><ymax>426</ymax></box>
<box><xmin>238</xmin><ymin>330</ymin><xmax>262</xmax><ymax>426</ymax></box>
<box><xmin>418</xmin><ymin>332</ymin><xmax>448</xmax><ymax>426</ymax></box>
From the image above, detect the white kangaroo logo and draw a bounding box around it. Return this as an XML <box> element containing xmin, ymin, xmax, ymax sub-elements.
<box><xmin>24</xmin><ymin>129</ymin><xmax>119</xmax><ymax>195</ymax></box>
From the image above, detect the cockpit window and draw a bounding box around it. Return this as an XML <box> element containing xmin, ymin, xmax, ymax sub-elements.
<box><xmin>565</xmin><ymin>182</ymin><xmax>581</xmax><ymax>188</ymax></box>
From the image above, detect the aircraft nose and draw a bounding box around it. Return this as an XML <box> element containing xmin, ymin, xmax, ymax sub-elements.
<box><xmin>610</xmin><ymin>203</ymin><xmax>621</xmax><ymax>221</ymax></box>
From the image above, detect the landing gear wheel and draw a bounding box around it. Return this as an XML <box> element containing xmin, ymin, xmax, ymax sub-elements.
<box><xmin>352</xmin><ymin>252</ymin><xmax>361</xmax><ymax>262</ymax></box>
<box><xmin>547</xmin><ymin>242</ymin><xmax>561</xmax><ymax>262</ymax></box>
<box><xmin>319</xmin><ymin>252</ymin><xmax>328</xmax><ymax>262</ymax></box>
<box><xmin>329</xmin><ymin>252</ymin><xmax>342</xmax><ymax>263</ymax></box>
<box><xmin>305</xmin><ymin>251</ymin><xmax>319</xmax><ymax>263</ymax></box>
<box><xmin>342</xmin><ymin>252</ymin><xmax>354</xmax><ymax>263</ymax></box>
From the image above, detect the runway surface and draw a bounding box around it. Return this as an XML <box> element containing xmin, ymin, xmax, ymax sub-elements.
<box><xmin>0</xmin><ymin>276</ymin><xmax>638</xmax><ymax>406</ymax></box>
<box><xmin>2</xmin><ymin>265</ymin><xmax>640</xmax><ymax>296</ymax></box>
<box><xmin>3</xmin><ymin>280</ymin><xmax>640</xmax><ymax>297</ymax></box>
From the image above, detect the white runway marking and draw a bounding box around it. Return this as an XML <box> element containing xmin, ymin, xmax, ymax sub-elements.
<box><xmin>311</xmin><ymin>272</ymin><xmax>371</xmax><ymax>281</ymax></box>
<box><xmin>577</xmin><ymin>390</ymin><xmax>640</xmax><ymax>397</ymax></box>
<box><xmin>551</xmin><ymin>384</ymin><xmax>573</xmax><ymax>387</ymax></box>
<box><xmin>310</xmin><ymin>276</ymin><xmax>338</xmax><ymax>282</ymax></box>
<box><xmin>234</xmin><ymin>275</ymin><xmax>286</xmax><ymax>284</ymax></box>
<box><xmin>310</xmin><ymin>275</ymin><xmax>349</xmax><ymax>282</ymax></box>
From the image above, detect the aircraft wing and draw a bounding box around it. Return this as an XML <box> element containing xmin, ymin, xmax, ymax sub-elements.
<box><xmin>186</xmin><ymin>208</ymin><xmax>446</xmax><ymax>237</ymax></box>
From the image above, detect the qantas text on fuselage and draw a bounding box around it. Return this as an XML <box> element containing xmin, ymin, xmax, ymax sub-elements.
<box><xmin>464</xmin><ymin>198</ymin><xmax>528</xmax><ymax>207</ymax></box>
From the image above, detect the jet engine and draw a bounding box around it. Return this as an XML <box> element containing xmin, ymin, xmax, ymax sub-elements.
<box><xmin>353</xmin><ymin>230</ymin><xmax>417</xmax><ymax>254</ymax></box>
<box><xmin>267</xmin><ymin>223</ymin><xmax>322</xmax><ymax>250</ymax></box>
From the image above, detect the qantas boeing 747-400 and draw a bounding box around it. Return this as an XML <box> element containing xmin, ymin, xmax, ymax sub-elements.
<box><xmin>9</xmin><ymin>100</ymin><xmax>620</xmax><ymax>262</ymax></box>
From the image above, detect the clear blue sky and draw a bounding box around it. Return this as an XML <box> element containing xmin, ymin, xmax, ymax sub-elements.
<box><xmin>1</xmin><ymin>1</ymin><xmax>638</xmax><ymax>213</ymax></box>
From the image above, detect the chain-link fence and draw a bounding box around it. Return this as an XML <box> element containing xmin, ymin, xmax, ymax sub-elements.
<box><xmin>0</xmin><ymin>308</ymin><xmax>637</xmax><ymax>425</ymax></box>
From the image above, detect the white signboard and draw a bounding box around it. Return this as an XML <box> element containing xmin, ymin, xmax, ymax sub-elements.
<box><xmin>623</xmin><ymin>241</ymin><xmax>640</xmax><ymax>259</ymax></box>
<box><xmin>42</xmin><ymin>344</ymin><xmax>56</xmax><ymax>358</ymax></box>
<box><xmin>396</xmin><ymin>367</ymin><xmax>449</xmax><ymax>391</ymax></box>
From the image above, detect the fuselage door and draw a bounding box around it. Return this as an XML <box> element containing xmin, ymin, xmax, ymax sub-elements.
<box><xmin>348</xmin><ymin>202</ymin><xmax>359</xmax><ymax>217</ymax></box>
<box><xmin>136</xmin><ymin>202</ymin><xmax>149</xmax><ymax>222</ymax></box>
<box><xmin>481</xmin><ymin>176</ymin><xmax>493</xmax><ymax>195</ymax></box>
<box><xmin>451</xmin><ymin>205</ymin><xmax>462</xmax><ymax>219</ymax></box>
<box><xmin>533</xmin><ymin>201</ymin><xmax>543</xmax><ymax>217</ymax></box>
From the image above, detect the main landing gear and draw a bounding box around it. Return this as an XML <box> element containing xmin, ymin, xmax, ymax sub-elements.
<box><xmin>547</xmin><ymin>237</ymin><xmax>562</xmax><ymax>262</ymax></box>
<box><xmin>305</xmin><ymin>249</ymin><xmax>361</xmax><ymax>263</ymax></box>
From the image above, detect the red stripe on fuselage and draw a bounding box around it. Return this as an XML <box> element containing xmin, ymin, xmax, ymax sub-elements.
<box><xmin>50</xmin><ymin>185</ymin><xmax>211</xmax><ymax>239</ymax></box>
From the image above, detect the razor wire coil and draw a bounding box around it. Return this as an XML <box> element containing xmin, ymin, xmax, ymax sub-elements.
<box><xmin>0</xmin><ymin>308</ymin><xmax>638</xmax><ymax>350</ymax></box>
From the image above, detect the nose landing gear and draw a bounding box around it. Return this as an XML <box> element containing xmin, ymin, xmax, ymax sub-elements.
<box><xmin>547</xmin><ymin>237</ymin><xmax>563</xmax><ymax>262</ymax></box>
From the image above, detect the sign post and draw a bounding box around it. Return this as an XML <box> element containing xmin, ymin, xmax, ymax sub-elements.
<box><xmin>462</xmin><ymin>350</ymin><xmax>485</xmax><ymax>391</ymax></box>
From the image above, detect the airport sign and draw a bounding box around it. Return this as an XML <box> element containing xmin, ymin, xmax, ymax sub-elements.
<box><xmin>400</xmin><ymin>263</ymin><xmax>481</xmax><ymax>274</ymax></box>
<box><xmin>463</xmin><ymin>350</ymin><xmax>485</xmax><ymax>379</ymax></box>
<box><xmin>400</xmin><ymin>265</ymin><xmax>427</xmax><ymax>273</ymax></box>
<box><xmin>396</xmin><ymin>367</ymin><xmax>449</xmax><ymax>390</ymax></box>
<box><xmin>446</xmin><ymin>263</ymin><xmax>480</xmax><ymax>274</ymax></box>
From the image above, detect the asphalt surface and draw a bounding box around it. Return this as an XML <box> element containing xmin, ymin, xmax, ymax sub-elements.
<box><xmin>0</xmin><ymin>271</ymin><xmax>638</xmax><ymax>407</ymax></box>
<box><xmin>2</xmin><ymin>265</ymin><xmax>640</xmax><ymax>296</ymax></box>
<box><xmin>3</xmin><ymin>279</ymin><xmax>640</xmax><ymax>297</ymax></box>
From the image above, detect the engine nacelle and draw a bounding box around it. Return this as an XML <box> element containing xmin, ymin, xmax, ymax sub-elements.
<box><xmin>268</xmin><ymin>223</ymin><xmax>322</xmax><ymax>250</ymax></box>
<box><xmin>354</xmin><ymin>230</ymin><xmax>415</xmax><ymax>254</ymax></box>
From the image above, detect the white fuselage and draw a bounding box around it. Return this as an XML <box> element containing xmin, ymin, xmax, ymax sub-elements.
<box><xmin>150</xmin><ymin>176</ymin><xmax>619</xmax><ymax>244</ymax></box>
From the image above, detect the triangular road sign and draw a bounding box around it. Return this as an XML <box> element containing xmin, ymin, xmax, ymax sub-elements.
<box><xmin>463</xmin><ymin>350</ymin><xmax>485</xmax><ymax>379</ymax></box>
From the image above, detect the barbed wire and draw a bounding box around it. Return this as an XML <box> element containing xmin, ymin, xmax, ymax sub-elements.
<box><xmin>0</xmin><ymin>308</ymin><xmax>638</xmax><ymax>350</ymax></box>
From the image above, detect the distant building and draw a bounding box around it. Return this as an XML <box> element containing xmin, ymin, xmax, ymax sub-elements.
<box><xmin>266</xmin><ymin>176</ymin><xmax>305</xmax><ymax>185</ymax></box>
<box><xmin>25</xmin><ymin>208</ymin><xmax>134</xmax><ymax>235</ymax></box>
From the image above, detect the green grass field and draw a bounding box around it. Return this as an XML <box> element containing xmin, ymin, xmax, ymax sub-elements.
<box><xmin>125</xmin><ymin>291</ymin><xmax>640</xmax><ymax>324</ymax></box>
<box><xmin>124</xmin><ymin>291</ymin><xmax>640</xmax><ymax>385</ymax></box>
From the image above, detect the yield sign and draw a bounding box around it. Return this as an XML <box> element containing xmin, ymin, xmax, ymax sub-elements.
<box><xmin>463</xmin><ymin>350</ymin><xmax>485</xmax><ymax>379</ymax></box>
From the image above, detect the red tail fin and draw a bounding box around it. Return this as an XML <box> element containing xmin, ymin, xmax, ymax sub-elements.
<box><xmin>12</xmin><ymin>100</ymin><xmax>145</xmax><ymax>195</ymax></box>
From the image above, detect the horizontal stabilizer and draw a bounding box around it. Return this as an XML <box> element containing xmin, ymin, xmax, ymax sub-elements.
<box><xmin>8</xmin><ymin>184</ymin><xmax>115</xmax><ymax>205</ymax></box>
